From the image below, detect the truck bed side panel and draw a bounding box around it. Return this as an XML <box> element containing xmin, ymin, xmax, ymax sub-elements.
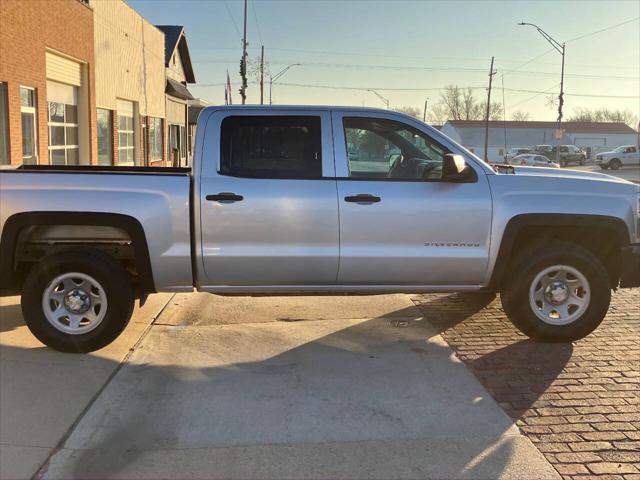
<box><xmin>0</xmin><ymin>171</ymin><xmax>193</xmax><ymax>291</ymax></box>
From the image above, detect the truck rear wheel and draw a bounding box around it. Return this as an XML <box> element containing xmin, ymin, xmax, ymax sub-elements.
<box><xmin>501</xmin><ymin>241</ymin><xmax>610</xmax><ymax>342</ymax></box>
<box><xmin>21</xmin><ymin>250</ymin><xmax>135</xmax><ymax>353</ymax></box>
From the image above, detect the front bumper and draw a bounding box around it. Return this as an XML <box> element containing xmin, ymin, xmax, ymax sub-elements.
<box><xmin>620</xmin><ymin>244</ymin><xmax>640</xmax><ymax>288</ymax></box>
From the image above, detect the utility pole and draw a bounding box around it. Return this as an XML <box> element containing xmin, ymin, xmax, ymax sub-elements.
<box><xmin>423</xmin><ymin>98</ymin><xmax>429</xmax><ymax>123</ymax></box>
<box><xmin>260</xmin><ymin>45</ymin><xmax>264</xmax><ymax>105</ymax></box>
<box><xmin>483</xmin><ymin>56</ymin><xmax>496</xmax><ymax>162</ymax></box>
<box><xmin>239</xmin><ymin>0</ymin><xmax>248</xmax><ymax>104</ymax></box>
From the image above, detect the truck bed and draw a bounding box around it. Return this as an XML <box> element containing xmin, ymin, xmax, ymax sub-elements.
<box><xmin>14</xmin><ymin>164</ymin><xmax>191</xmax><ymax>175</ymax></box>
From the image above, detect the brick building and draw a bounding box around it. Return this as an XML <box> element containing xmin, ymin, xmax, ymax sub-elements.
<box><xmin>0</xmin><ymin>0</ymin><xmax>196</xmax><ymax>168</ymax></box>
<box><xmin>0</xmin><ymin>0</ymin><xmax>97</xmax><ymax>166</ymax></box>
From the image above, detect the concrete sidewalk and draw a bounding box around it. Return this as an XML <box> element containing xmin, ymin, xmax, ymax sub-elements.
<box><xmin>0</xmin><ymin>293</ymin><xmax>174</xmax><ymax>480</ymax></box>
<box><xmin>41</xmin><ymin>294</ymin><xmax>559</xmax><ymax>479</ymax></box>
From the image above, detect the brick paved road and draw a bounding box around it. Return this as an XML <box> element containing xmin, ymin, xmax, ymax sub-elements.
<box><xmin>412</xmin><ymin>289</ymin><xmax>640</xmax><ymax>480</ymax></box>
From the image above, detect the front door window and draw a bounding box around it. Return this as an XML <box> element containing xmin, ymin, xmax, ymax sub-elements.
<box><xmin>344</xmin><ymin>117</ymin><xmax>448</xmax><ymax>181</ymax></box>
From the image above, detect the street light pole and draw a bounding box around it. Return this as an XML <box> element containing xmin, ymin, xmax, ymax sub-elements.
<box><xmin>367</xmin><ymin>89</ymin><xmax>390</xmax><ymax>109</ymax></box>
<box><xmin>423</xmin><ymin>98</ymin><xmax>429</xmax><ymax>122</ymax></box>
<box><xmin>518</xmin><ymin>22</ymin><xmax>565</xmax><ymax>163</ymax></box>
<box><xmin>269</xmin><ymin>63</ymin><xmax>300</xmax><ymax>105</ymax></box>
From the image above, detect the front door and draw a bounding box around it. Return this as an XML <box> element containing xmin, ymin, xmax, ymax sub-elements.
<box><xmin>199</xmin><ymin>110</ymin><xmax>339</xmax><ymax>286</ymax></box>
<box><xmin>332</xmin><ymin>111</ymin><xmax>492</xmax><ymax>286</ymax></box>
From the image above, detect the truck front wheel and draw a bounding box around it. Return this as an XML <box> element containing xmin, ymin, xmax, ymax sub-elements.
<box><xmin>21</xmin><ymin>250</ymin><xmax>135</xmax><ymax>353</ymax></box>
<box><xmin>501</xmin><ymin>241</ymin><xmax>610</xmax><ymax>342</ymax></box>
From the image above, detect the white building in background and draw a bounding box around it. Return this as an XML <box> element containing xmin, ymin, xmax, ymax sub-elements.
<box><xmin>441</xmin><ymin>120</ymin><xmax>638</xmax><ymax>162</ymax></box>
<box><xmin>156</xmin><ymin>25</ymin><xmax>195</xmax><ymax>167</ymax></box>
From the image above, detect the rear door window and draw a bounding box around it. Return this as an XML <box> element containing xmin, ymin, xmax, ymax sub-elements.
<box><xmin>220</xmin><ymin>116</ymin><xmax>322</xmax><ymax>179</ymax></box>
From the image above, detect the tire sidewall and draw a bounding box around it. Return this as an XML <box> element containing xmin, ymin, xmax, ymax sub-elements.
<box><xmin>21</xmin><ymin>251</ymin><xmax>134</xmax><ymax>353</ymax></box>
<box><xmin>503</xmin><ymin>246</ymin><xmax>610</xmax><ymax>342</ymax></box>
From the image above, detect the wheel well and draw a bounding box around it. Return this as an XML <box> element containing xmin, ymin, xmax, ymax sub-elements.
<box><xmin>0</xmin><ymin>212</ymin><xmax>155</xmax><ymax>296</ymax></box>
<box><xmin>490</xmin><ymin>215</ymin><xmax>628</xmax><ymax>291</ymax></box>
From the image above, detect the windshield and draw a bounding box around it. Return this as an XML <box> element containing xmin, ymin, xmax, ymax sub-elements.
<box><xmin>613</xmin><ymin>146</ymin><xmax>627</xmax><ymax>152</ymax></box>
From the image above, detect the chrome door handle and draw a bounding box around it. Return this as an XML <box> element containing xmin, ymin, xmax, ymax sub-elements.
<box><xmin>206</xmin><ymin>192</ymin><xmax>244</xmax><ymax>203</ymax></box>
<box><xmin>344</xmin><ymin>194</ymin><xmax>381</xmax><ymax>204</ymax></box>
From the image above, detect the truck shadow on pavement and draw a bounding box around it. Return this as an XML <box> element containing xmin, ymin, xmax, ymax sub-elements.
<box><xmin>414</xmin><ymin>292</ymin><xmax>574</xmax><ymax>421</ymax></box>
<box><xmin>22</xmin><ymin>295</ymin><xmax>566</xmax><ymax>479</ymax></box>
<box><xmin>0</xmin><ymin>300</ymin><xmax>25</xmax><ymax>333</ymax></box>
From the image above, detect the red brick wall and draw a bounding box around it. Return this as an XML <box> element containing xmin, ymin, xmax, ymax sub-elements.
<box><xmin>0</xmin><ymin>0</ymin><xmax>97</xmax><ymax>165</ymax></box>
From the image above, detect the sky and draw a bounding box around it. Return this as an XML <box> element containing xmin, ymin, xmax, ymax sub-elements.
<box><xmin>127</xmin><ymin>0</ymin><xmax>640</xmax><ymax>123</ymax></box>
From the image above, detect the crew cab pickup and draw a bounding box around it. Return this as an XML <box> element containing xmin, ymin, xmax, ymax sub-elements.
<box><xmin>596</xmin><ymin>145</ymin><xmax>640</xmax><ymax>170</ymax></box>
<box><xmin>1</xmin><ymin>106</ymin><xmax>639</xmax><ymax>352</ymax></box>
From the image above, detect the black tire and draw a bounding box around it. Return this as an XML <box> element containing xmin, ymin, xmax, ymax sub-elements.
<box><xmin>21</xmin><ymin>249</ymin><xmax>135</xmax><ymax>353</ymax></box>
<box><xmin>600</xmin><ymin>164</ymin><xmax>609</xmax><ymax>170</ymax></box>
<box><xmin>501</xmin><ymin>241</ymin><xmax>610</xmax><ymax>342</ymax></box>
<box><xmin>610</xmin><ymin>158</ymin><xmax>622</xmax><ymax>170</ymax></box>
<box><xmin>579</xmin><ymin>158</ymin><xmax>585</xmax><ymax>166</ymax></box>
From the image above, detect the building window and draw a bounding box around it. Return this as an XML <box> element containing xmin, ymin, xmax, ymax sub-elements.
<box><xmin>149</xmin><ymin>117</ymin><xmax>163</xmax><ymax>162</ymax></box>
<box><xmin>97</xmin><ymin>109</ymin><xmax>112</xmax><ymax>165</ymax></box>
<box><xmin>180</xmin><ymin>125</ymin><xmax>187</xmax><ymax>161</ymax></box>
<box><xmin>20</xmin><ymin>86</ymin><xmax>38</xmax><ymax>164</ymax></box>
<box><xmin>168</xmin><ymin>124</ymin><xmax>187</xmax><ymax>166</ymax></box>
<box><xmin>47</xmin><ymin>81</ymin><xmax>79</xmax><ymax>165</ymax></box>
<box><xmin>117</xmin><ymin>99</ymin><xmax>135</xmax><ymax>166</ymax></box>
<box><xmin>0</xmin><ymin>82</ymin><xmax>8</xmax><ymax>165</ymax></box>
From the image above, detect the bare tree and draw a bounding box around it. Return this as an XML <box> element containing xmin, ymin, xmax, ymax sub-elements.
<box><xmin>393</xmin><ymin>106</ymin><xmax>421</xmax><ymax>119</ymax></box>
<box><xmin>567</xmin><ymin>107</ymin><xmax>637</xmax><ymax>128</ymax></box>
<box><xmin>430</xmin><ymin>85</ymin><xmax>502</xmax><ymax>123</ymax></box>
<box><xmin>247</xmin><ymin>56</ymin><xmax>269</xmax><ymax>84</ymax></box>
<box><xmin>511</xmin><ymin>110</ymin><xmax>531</xmax><ymax>121</ymax></box>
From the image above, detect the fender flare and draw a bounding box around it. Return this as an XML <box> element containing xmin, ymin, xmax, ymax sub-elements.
<box><xmin>488</xmin><ymin>213</ymin><xmax>630</xmax><ymax>290</ymax></box>
<box><xmin>0</xmin><ymin>212</ymin><xmax>155</xmax><ymax>294</ymax></box>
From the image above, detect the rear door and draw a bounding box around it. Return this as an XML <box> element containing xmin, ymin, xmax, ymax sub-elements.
<box><xmin>332</xmin><ymin>110</ymin><xmax>492</xmax><ymax>286</ymax></box>
<box><xmin>198</xmin><ymin>110</ymin><xmax>339</xmax><ymax>286</ymax></box>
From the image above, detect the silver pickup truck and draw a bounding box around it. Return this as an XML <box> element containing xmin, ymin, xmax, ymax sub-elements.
<box><xmin>1</xmin><ymin>106</ymin><xmax>639</xmax><ymax>352</ymax></box>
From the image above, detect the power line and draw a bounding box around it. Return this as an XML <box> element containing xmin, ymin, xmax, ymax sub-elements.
<box><xmin>251</xmin><ymin>0</ymin><xmax>263</xmax><ymax>45</ymax></box>
<box><xmin>566</xmin><ymin>16</ymin><xmax>640</xmax><ymax>43</ymax></box>
<box><xmin>193</xmin><ymin>58</ymin><xmax>638</xmax><ymax>80</ymax></box>
<box><xmin>196</xmin><ymin>80</ymin><xmax>639</xmax><ymax>99</ymax></box>
<box><xmin>222</xmin><ymin>0</ymin><xmax>242</xmax><ymax>39</ymax></box>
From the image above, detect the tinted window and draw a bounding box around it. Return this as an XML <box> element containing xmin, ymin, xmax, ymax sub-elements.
<box><xmin>220</xmin><ymin>116</ymin><xmax>322</xmax><ymax>179</ymax></box>
<box><xmin>343</xmin><ymin>117</ymin><xmax>449</xmax><ymax>180</ymax></box>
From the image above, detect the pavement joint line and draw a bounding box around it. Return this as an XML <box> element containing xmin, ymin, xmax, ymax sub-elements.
<box><xmin>31</xmin><ymin>293</ymin><xmax>176</xmax><ymax>480</ymax></box>
<box><xmin>153</xmin><ymin>315</ymin><xmax>427</xmax><ymax>328</ymax></box>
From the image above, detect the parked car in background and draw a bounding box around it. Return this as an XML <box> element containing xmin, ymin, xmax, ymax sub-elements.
<box><xmin>552</xmin><ymin>145</ymin><xmax>586</xmax><ymax>167</ymax></box>
<box><xmin>595</xmin><ymin>145</ymin><xmax>640</xmax><ymax>170</ymax></box>
<box><xmin>513</xmin><ymin>154</ymin><xmax>560</xmax><ymax>168</ymax></box>
<box><xmin>505</xmin><ymin>147</ymin><xmax>531</xmax><ymax>163</ymax></box>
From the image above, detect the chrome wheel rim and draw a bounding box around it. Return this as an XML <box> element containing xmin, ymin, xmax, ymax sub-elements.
<box><xmin>42</xmin><ymin>272</ymin><xmax>107</xmax><ymax>335</ymax></box>
<box><xmin>529</xmin><ymin>265</ymin><xmax>590</xmax><ymax>326</ymax></box>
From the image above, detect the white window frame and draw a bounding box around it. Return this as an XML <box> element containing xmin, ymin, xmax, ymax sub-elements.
<box><xmin>117</xmin><ymin>99</ymin><xmax>136</xmax><ymax>166</ymax></box>
<box><xmin>48</xmin><ymin>99</ymin><xmax>79</xmax><ymax>165</ymax></box>
<box><xmin>118</xmin><ymin>114</ymin><xmax>135</xmax><ymax>165</ymax></box>
<box><xmin>20</xmin><ymin>86</ymin><xmax>38</xmax><ymax>164</ymax></box>
<box><xmin>148</xmin><ymin>117</ymin><xmax>163</xmax><ymax>162</ymax></box>
<box><xmin>96</xmin><ymin>108</ymin><xmax>113</xmax><ymax>165</ymax></box>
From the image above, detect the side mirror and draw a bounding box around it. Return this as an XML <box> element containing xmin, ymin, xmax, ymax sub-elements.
<box><xmin>442</xmin><ymin>154</ymin><xmax>476</xmax><ymax>182</ymax></box>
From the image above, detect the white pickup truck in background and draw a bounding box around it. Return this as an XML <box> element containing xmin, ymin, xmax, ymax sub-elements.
<box><xmin>1</xmin><ymin>106</ymin><xmax>639</xmax><ymax>352</ymax></box>
<box><xmin>596</xmin><ymin>145</ymin><xmax>640</xmax><ymax>170</ymax></box>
